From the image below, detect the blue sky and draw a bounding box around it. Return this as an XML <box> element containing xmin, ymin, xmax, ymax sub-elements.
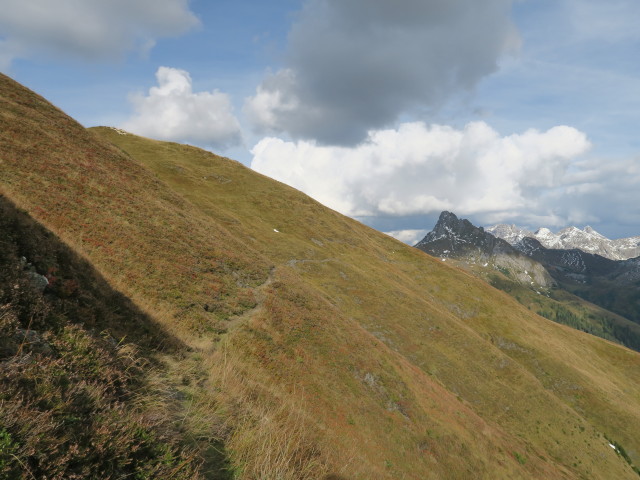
<box><xmin>2</xmin><ymin>0</ymin><xmax>639</xmax><ymax>242</ymax></box>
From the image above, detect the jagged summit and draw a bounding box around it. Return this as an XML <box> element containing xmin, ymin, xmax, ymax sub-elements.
<box><xmin>416</xmin><ymin>211</ymin><xmax>553</xmax><ymax>287</ymax></box>
<box><xmin>416</xmin><ymin>211</ymin><xmax>491</xmax><ymax>250</ymax></box>
<box><xmin>417</xmin><ymin>211</ymin><xmax>521</xmax><ymax>256</ymax></box>
<box><xmin>487</xmin><ymin>223</ymin><xmax>534</xmax><ymax>245</ymax></box>
<box><xmin>417</xmin><ymin>211</ymin><xmax>505</xmax><ymax>256</ymax></box>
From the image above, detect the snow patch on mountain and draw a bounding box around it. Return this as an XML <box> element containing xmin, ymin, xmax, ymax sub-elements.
<box><xmin>487</xmin><ymin>224</ymin><xmax>640</xmax><ymax>261</ymax></box>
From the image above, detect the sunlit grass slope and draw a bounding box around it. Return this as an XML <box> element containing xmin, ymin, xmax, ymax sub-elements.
<box><xmin>1</xmin><ymin>72</ymin><xmax>640</xmax><ymax>478</ymax></box>
<box><xmin>454</xmin><ymin>259</ymin><xmax>640</xmax><ymax>351</ymax></box>
<box><xmin>0</xmin><ymin>77</ymin><xmax>270</xmax><ymax>336</ymax></box>
<box><xmin>93</xmin><ymin>128</ymin><xmax>640</xmax><ymax>478</ymax></box>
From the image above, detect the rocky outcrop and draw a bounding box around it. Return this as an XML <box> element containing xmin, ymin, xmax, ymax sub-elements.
<box><xmin>423</xmin><ymin>213</ymin><xmax>640</xmax><ymax>324</ymax></box>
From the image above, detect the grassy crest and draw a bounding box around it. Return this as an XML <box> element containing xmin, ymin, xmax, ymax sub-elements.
<box><xmin>2</xmin><ymin>72</ymin><xmax>640</xmax><ymax>478</ymax></box>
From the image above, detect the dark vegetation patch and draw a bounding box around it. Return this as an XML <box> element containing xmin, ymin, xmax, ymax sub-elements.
<box><xmin>489</xmin><ymin>274</ymin><xmax>640</xmax><ymax>352</ymax></box>
<box><xmin>605</xmin><ymin>435</ymin><xmax>640</xmax><ymax>477</ymax></box>
<box><xmin>568</xmin><ymin>282</ymin><xmax>640</xmax><ymax>327</ymax></box>
<box><xmin>0</xmin><ymin>195</ymin><xmax>204</xmax><ymax>479</ymax></box>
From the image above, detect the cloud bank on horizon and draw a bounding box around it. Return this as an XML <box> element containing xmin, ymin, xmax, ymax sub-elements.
<box><xmin>252</xmin><ymin>122</ymin><xmax>591</xmax><ymax>220</ymax></box>
<box><xmin>246</xmin><ymin>0</ymin><xmax>640</xmax><ymax>238</ymax></box>
<box><xmin>1</xmin><ymin>0</ymin><xmax>639</xmax><ymax>239</ymax></box>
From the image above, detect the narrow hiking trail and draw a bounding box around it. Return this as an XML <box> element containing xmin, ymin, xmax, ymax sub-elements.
<box><xmin>147</xmin><ymin>266</ymin><xmax>278</xmax><ymax>479</ymax></box>
<box><xmin>223</xmin><ymin>267</ymin><xmax>276</xmax><ymax>335</ymax></box>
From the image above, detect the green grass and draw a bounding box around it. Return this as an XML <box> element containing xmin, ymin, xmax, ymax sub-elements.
<box><xmin>94</xmin><ymin>126</ymin><xmax>640</xmax><ymax>479</ymax></box>
<box><xmin>485</xmin><ymin>270</ymin><xmax>640</xmax><ymax>351</ymax></box>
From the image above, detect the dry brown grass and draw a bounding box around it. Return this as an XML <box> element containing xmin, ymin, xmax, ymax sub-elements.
<box><xmin>208</xmin><ymin>346</ymin><xmax>332</xmax><ymax>480</ymax></box>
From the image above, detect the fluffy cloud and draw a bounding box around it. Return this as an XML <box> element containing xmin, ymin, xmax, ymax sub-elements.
<box><xmin>556</xmin><ymin>156</ymin><xmax>640</xmax><ymax>237</ymax></box>
<box><xmin>0</xmin><ymin>0</ymin><xmax>198</xmax><ymax>67</ymax></box>
<box><xmin>245</xmin><ymin>0</ymin><xmax>519</xmax><ymax>145</ymax></box>
<box><xmin>251</xmin><ymin>121</ymin><xmax>591</xmax><ymax>221</ymax></box>
<box><xmin>121</xmin><ymin>67</ymin><xmax>242</xmax><ymax>149</ymax></box>
<box><xmin>384</xmin><ymin>229</ymin><xmax>429</xmax><ymax>246</ymax></box>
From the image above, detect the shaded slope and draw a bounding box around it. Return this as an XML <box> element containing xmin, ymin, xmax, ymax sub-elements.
<box><xmin>0</xmin><ymin>195</ymin><xmax>204</xmax><ymax>478</ymax></box>
<box><xmin>517</xmin><ymin>237</ymin><xmax>640</xmax><ymax>324</ymax></box>
<box><xmin>489</xmin><ymin>270</ymin><xmax>640</xmax><ymax>352</ymax></box>
<box><xmin>1</xmin><ymin>73</ymin><xmax>639</xmax><ymax>478</ymax></box>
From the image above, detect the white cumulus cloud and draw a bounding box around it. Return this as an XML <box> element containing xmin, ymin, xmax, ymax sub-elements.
<box><xmin>384</xmin><ymin>229</ymin><xmax>429</xmax><ymax>246</ymax></box>
<box><xmin>250</xmin><ymin>121</ymin><xmax>591</xmax><ymax>220</ymax></box>
<box><xmin>0</xmin><ymin>0</ymin><xmax>198</xmax><ymax>67</ymax></box>
<box><xmin>121</xmin><ymin>67</ymin><xmax>242</xmax><ymax>149</ymax></box>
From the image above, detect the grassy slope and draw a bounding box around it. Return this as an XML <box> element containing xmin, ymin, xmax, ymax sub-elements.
<box><xmin>1</xmin><ymin>73</ymin><xmax>639</xmax><ymax>478</ymax></box>
<box><xmin>92</xmin><ymin>127</ymin><xmax>640</xmax><ymax>477</ymax></box>
<box><xmin>0</xmin><ymin>194</ymin><xmax>204</xmax><ymax>478</ymax></box>
<box><xmin>456</xmin><ymin>259</ymin><xmax>640</xmax><ymax>351</ymax></box>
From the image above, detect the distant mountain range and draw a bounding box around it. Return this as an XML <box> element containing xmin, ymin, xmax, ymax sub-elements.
<box><xmin>487</xmin><ymin>224</ymin><xmax>640</xmax><ymax>261</ymax></box>
<box><xmin>418</xmin><ymin>213</ymin><xmax>640</xmax><ymax>290</ymax></box>
<box><xmin>416</xmin><ymin>212</ymin><xmax>640</xmax><ymax>350</ymax></box>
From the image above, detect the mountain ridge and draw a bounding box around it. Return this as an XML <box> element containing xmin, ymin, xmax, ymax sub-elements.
<box><xmin>488</xmin><ymin>223</ymin><xmax>640</xmax><ymax>261</ymax></box>
<box><xmin>416</xmin><ymin>211</ymin><xmax>554</xmax><ymax>288</ymax></box>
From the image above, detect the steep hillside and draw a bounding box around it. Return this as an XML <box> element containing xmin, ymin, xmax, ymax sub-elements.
<box><xmin>2</xmin><ymin>72</ymin><xmax>640</xmax><ymax>479</ymax></box>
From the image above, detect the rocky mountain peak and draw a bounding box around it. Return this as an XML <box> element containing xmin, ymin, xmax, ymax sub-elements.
<box><xmin>428</xmin><ymin>211</ymin><xmax>479</xmax><ymax>237</ymax></box>
<box><xmin>416</xmin><ymin>212</ymin><xmax>554</xmax><ymax>288</ymax></box>
<box><xmin>534</xmin><ymin>227</ymin><xmax>554</xmax><ymax>239</ymax></box>
<box><xmin>486</xmin><ymin>224</ymin><xmax>533</xmax><ymax>245</ymax></box>
<box><xmin>416</xmin><ymin>211</ymin><xmax>492</xmax><ymax>252</ymax></box>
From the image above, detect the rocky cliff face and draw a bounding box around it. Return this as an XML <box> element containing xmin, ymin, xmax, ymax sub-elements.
<box><xmin>416</xmin><ymin>212</ymin><xmax>554</xmax><ymax>288</ymax></box>
<box><xmin>488</xmin><ymin>224</ymin><xmax>640</xmax><ymax>261</ymax></box>
<box><xmin>515</xmin><ymin>235</ymin><xmax>640</xmax><ymax>284</ymax></box>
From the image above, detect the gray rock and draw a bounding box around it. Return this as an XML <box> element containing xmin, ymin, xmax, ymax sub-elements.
<box><xmin>27</xmin><ymin>270</ymin><xmax>49</xmax><ymax>292</ymax></box>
